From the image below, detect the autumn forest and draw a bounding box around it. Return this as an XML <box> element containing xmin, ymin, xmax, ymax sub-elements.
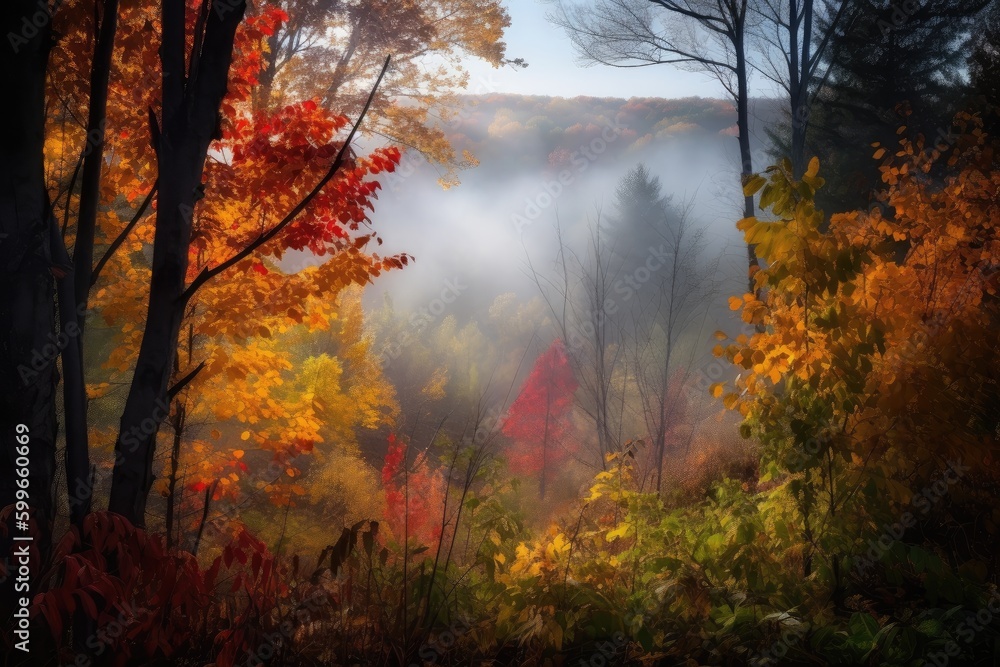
<box><xmin>1</xmin><ymin>0</ymin><xmax>999</xmax><ymax>665</ymax></box>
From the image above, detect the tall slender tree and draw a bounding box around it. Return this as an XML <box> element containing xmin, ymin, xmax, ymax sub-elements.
<box><xmin>610</xmin><ymin>166</ymin><xmax>715</xmax><ymax>492</ymax></box>
<box><xmin>549</xmin><ymin>0</ymin><xmax>761</xmax><ymax>296</ymax></box>
<box><xmin>751</xmin><ymin>0</ymin><xmax>854</xmax><ymax>177</ymax></box>
<box><xmin>527</xmin><ymin>215</ymin><xmax>628</xmax><ymax>465</ymax></box>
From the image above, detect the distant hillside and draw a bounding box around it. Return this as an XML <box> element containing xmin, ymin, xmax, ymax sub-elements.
<box><xmin>441</xmin><ymin>94</ymin><xmax>784</xmax><ymax>176</ymax></box>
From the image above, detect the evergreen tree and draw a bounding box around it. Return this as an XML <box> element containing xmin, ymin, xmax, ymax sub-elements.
<box><xmin>605</xmin><ymin>164</ymin><xmax>677</xmax><ymax>255</ymax></box>
<box><xmin>968</xmin><ymin>1</ymin><xmax>1000</xmax><ymax>135</ymax></box>
<box><xmin>604</xmin><ymin>164</ymin><xmax>685</xmax><ymax>324</ymax></box>
<box><xmin>770</xmin><ymin>0</ymin><xmax>988</xmax><ymax>212</ymax></box>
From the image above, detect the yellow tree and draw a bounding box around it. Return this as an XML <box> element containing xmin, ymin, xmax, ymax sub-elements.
<box><xmin>714</xmin><ymin>113</ymin><xmax>1000</xmax><ymax>584</ymax></box>
<box><xmin>157</xmin><ymin>286</ymin><xmax>399</xmax><ymax>554</ymax></box>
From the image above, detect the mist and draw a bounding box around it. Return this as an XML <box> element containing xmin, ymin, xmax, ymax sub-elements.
<box><xmin>362</xmin><ymin>94</ymin><xmax>781</xmax><ymax>319</ymax></box>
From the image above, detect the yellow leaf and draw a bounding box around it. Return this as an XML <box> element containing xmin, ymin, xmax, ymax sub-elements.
<box><xmin>713</xmin><ymin>330</ymin><xmax>728</xmax><ymax>340</ymax></box>
<box><xmin>606</xmin><ymin>523</ymin><xmax>630</xmax><ymax>542</ymax></box>
<box><xmin>709</xmin><ymin>383</ymin><xmax>725</xmax><ymax>398</ymax></box>
<box><xmin>873</xmin><ymin>148</ymin><xmax>886</xmax><ymax>160</ymax></box>
<box><xmin>743</xmin><ymin>174</ymin><xmax>766</xmax><ymax>196</ymax></box>
<box><xmin>805</xmin><ymin>156</ymin><xmax>820</xmax><ymax>179</ymax></box>
<box><xmin>240</xmin><ymin>430</ymin><xmax>250</xmax><ymax>441</ymax></box>
<box><xmin>232</xmin><ymin>449</ymin><xmax>244</xmax><ymax>459</ymax></box>
<box><xmin>728</xmin><ymin>296</ymin><xmax>743</xmax><ymax>311</ymax></box>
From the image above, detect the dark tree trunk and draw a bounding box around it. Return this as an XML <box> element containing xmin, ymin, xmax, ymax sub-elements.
<box><xmin>164</xmin><ymin>400</ymin><xmax>185</xmax><ymax>547</ymax></box>
<box><xmin>73</xmin><ymin>0</ymin><xmax>119</xmax><ymax>324</ymax></box>
<box><xmin>0</xmin><ymin>2</ymin><xmax>59</xmax><ymax>607</ymax></box>
<box><xmin>108</xmin><ymin>0</ymin><xmax>247</xmax><ymax>527</ymax></box>
<box><xmin>52</xmin><ymin>212</ymin><xmax>91</xmax><ymax>528</ymax></box>
<box><xmin>735</xmin><ymin>35</ymin><xmax>760</xmax><ymax>297</ymax></box>
<box><xmin>789</xmin><ymin>0</ymin><xmax>814</xmax><ymax>178</ymax></box>
<box><xmin>61</xmin><ymin>0</ymin><xmax>121</xmax><ymax>530</ymax></box>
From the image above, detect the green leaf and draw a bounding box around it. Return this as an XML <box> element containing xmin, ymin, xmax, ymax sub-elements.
<box><xmin>916</xmin><ymin>618</ymin><xmax>943</xmax><ymax>637</ymax></box>
<box><xmin>634</xmin><ymin>625</ymin><xmax>654</xmax><ymax>651</ymax></box>
<box><xmin>909</xmin><ymin>546</ymin><xmax>929</xmax><ymax>574</ymax></box>
<box><xmin>849</xmin><ymin>612</ymin><xmax>879</xmax><ymax>641</ymax></box>
<box><xmin>706</xmin><ymin>533</ymin><xmax>725</xmax><ymax>551</ymax></box>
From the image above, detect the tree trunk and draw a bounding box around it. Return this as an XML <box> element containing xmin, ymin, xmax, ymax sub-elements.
<box><xmin>73</xmin><ymin>0</ymin><xmax>119</xmax><ymax>324</ymax></box>
<box><xmin>51</xmin><ymin>212</ymin><xmax>92</xmax><ymax>528</ymax></box>
<box><xmin>164</xmin><ymin>400</ymin><xmax>185</xmax><ymax>548</ymax></box>
<box><xmin>60</xmin><ymin>0</ymin><xmax>121</xmax><ymax>530</ymax></box>
<box><xmin>108</xmin><ymin>0</ymin><xmax>247</xmax><ymax>527</ymax></box>
<box><xmin>0</xmin><ymin>3</ymin><xmax>59</xmax><ymax>606</ymax></box>
<box><xmin>735</xmin><ymin>37</ymin><xmax>760</xmax><ymax>298</ymax></box>
<box><xmin>789</xmin><ymin>0</ymin><xmax>814</xmax><ymax>177</ymax></box>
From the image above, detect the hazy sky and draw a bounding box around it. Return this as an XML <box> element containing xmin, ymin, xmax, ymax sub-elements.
<box><xmin>462</xmin><ymin>1</ymin><xmax>778</xmax><ymax>100</ymax></box>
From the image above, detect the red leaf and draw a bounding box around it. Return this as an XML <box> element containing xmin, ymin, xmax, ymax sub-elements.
<box><xmin>39</xmin><ymin>598</ymin><xmax>63</xmax><ymax>639</ymax></box>
<box><xmin>252</xmin><ymin>552</ymin><xmax>262</xmax><ymax>579</ymax></box>
<box><xmin>76</xmin><ymin>589</ymin><xmax>99</xmax><ymax>619</ymax></box>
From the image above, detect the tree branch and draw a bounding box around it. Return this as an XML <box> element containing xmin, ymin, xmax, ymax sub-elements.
<box><xmin>91</xmin><ymin>179</ymin><xmax>157</xmax><ymax>286</ymax></box>
<box><xmin>181</xmin><ymin>54</ymin><xmax>392</xmax><ymax>304</ymax></box>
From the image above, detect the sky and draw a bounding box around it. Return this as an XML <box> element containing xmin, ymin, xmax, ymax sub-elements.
<box><xmin>462</xmin><ymin>0</ymin><xmax>779</xmax><ymax>100</ymax></box>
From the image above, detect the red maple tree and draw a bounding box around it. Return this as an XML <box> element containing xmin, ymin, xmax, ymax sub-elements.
<box><xmin>381</xmin><ymin>434</ymin><xmax>446</xmax><ymax>548</ymax></box>
<box><xmin>502</xmin><ymin>339</ymin><xmax>578</xmax><ymax>498</ymax></box>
